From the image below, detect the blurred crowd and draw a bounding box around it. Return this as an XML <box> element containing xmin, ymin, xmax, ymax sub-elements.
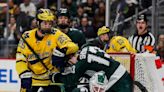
<box><xmin>0</xmin><ymin>0</ymin><xmax>163</xmax><ymax>60</ymax></box>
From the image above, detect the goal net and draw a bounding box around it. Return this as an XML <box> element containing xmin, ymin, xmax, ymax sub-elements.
<box><xmin>108</xmin><ymin>53</ymin><xmax>164</xmax><ymax>92</ymax></box>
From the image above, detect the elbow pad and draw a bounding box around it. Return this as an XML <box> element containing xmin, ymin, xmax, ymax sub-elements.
<box><xmin>64</xmin><ymin>42</ymin><xmax>79</xmax><ymax>55</ymax></box>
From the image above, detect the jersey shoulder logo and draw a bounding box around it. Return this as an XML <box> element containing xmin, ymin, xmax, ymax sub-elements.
<box><xmin>51</xmin><ymin>28</ymin><xmax>57</xmax><ymax>34</ymax></box>
<box><xmin>24</xmin><ymin>32</ymin><xmax>29</xmax><ymax>39</ymax></box>
<box><xmin>18</xmin><ymin>39</ymin><xmax>25</xmax><ymax>49</ymax></box>
<box><xmin>47</xmin><ymin>40</ymin><xmax>51</xmax><ymax>46</ymax></box>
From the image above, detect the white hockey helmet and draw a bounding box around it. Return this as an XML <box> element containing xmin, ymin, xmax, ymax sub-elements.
<box><xmin>89</xmin><ymin>71</ymin><xmax>108</xmax><ymax>92</ymax></box>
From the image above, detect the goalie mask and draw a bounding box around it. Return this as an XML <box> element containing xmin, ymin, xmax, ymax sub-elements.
<box><xmin>89</xmin><ymin>71</ymin><xmax>108</xmax><ymax>92</ymax></box>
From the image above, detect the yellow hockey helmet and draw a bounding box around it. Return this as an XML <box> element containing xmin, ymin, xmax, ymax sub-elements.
<box><xmin>106</xmin><ymin>36</ymin><xmax>136</xmax><ymax>53</ymax></box>
<box><xmin>37</xmin><ymin>8</ymin><xmax>55</xmax><ymax>21</ymax></box>
<box><xmin>97</xmin><ymin>26</ymin><xmax>110</xmax><ymax>36</ymax></box>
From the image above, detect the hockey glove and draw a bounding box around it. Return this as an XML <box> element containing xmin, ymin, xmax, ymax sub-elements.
<box><xmin>49</xmin><ymin>72</ymin><xmax>62</xmax><ymax>83</ymax></box>
<box><xmin>20</xmin><ymin>72</ymin><xmax>32</xmax><ymax>92</ymax></box>
<box><xmin>52</xmin><ymin>47</ymin><xmax>67</xmax><ymax>68</ymax></box>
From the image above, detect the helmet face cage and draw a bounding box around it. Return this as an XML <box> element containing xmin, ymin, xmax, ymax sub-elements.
<box><xmin>89</xmin><ymin>71</ymin><xmax>108</xmax><ymax>92</ymax></box>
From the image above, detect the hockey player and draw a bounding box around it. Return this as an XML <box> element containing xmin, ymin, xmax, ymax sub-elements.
<box><xmin>83</xmin><ymin>26</ymin><xmax>113</xmax><ymax>50</ymax></box>
<box><xmin>106</xmin><ymin>36</ymin><xmax>136</xmax><ymax>53</ymax></box>
<box><xmin>15</xmin><ymin>8</ymin><xmax>79</xmax><ymax>92</ymax></box>
<box><xmin>52</xmin><ymin>8</ymin><xmax>86</xmax><ymax>70</ymax></box>
<box><xmin>57</xmin><ymin>8</ymin><xmax>86</xmax><ymax>48</ymax></box>
<box><xmin>50</xmin><ymin>45</ymin><xmax>133</xmax><ymax>92</ymax></box>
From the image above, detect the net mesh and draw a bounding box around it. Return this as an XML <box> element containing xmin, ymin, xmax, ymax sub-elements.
<box><xmin>109</xmin><ymin>53</ymin><xmax>154</xmax><ymax>92</ymax></box>
<box><xmin>134</xmin><ymin>56</ymin><xmax>153</xmax><ymax>92</ymax></box>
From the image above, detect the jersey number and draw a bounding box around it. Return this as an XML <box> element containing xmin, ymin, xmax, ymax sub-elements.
<box><xmin>88</xmin><ymin>54</ymin><xmax>110</xmax><ymax>66</ymax></box>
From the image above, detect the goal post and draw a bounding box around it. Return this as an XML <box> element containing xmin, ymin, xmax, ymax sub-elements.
<box><xmin>108</xmin><ymin>53</ymin><xmax>135</xmax><ymax>79</ymax></box>
<box><xmin>108</xmin><ymin>52</ymin><xmax>164</xmax><ymax>92</ymax></box>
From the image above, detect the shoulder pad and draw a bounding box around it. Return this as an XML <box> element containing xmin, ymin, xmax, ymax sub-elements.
<box><xmin>51</xmin><ymin>28</ymin><xmax>59</xmax><ymax>34</ymax></box>
<box><xmin>69</xmin><ymin>28</ymin><xmax>83</xmax><ymax>34</ymax></box>
<box><xmin>22</xmin><ymin>31</ymin><xmax>30</xmax><ymax>39</ymax></box>
<box><xmin>69</xmin><ymin>28</ymin><xmax>79</xmax><ymax>31</ymax></box>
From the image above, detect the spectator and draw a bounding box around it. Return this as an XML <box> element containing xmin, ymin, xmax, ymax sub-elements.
<box><xmin>14</xmin><ymin>6</ymin><xmax>31</xmax><ymax>34</ymax></box>
<box><xmin>0</xmin><ymin>15</ymin><xmax>5</xmax><ymax>38</ymax></box>
<box><xmin>19</xmin><ymin>0</ymin><xmax>36</xmax><ymax>17</ymax></box>
<box><xmin>8</xmin><ymin>0</ymin><xmax>18</xmax><ymax>15</ymax></box>
<box><xmin>93</xmin><ymin>1</ymin><xmax>105</xmax><ymax>32</ymax></box>
<box><xmin>77</xmin><ymin>17</ymin><xmax>96</xmax><ymax>39</ymax></box>
<box><xmin>62</xmin><ymin>0</ymin><xmax>77</xmax><ymax>17</ymax></box>
<box><xmin>74</xmin><ymin>5</ymin><xmax>87</xmax><ymax>27</ymax></box>
<box><xmin>158</xmin><ymin>34</ymin><xmax>164</xmax><ymax>42</ymax></box>
<box><xmin>4</xmin><ymin>15</ymin><xmax>17</xmax><ymax>43</ymax></box>
<box><xmin>82</xmin><ymin>0</ymin><xmax>98</xmax><ymax>19</ymax></box>
<box><xmin>76</xmin><ymin>5</ymin><xmax>85</xmax><ymax>19</ymax></box>
<box><xmin>0</xmin><ymin>4</ymin><xmax>7</xmax><ymax>38</ymax></box>
<box><xmin>3</xmin><ymin>15</ymin><xmax>18</xmax><ymax>58</ymax></box>
<box><xmin>128</xmin><ymin>14</ymin><xmax>155</xmax><ymax>53</ymax></box>
<box><xmin>30</xmin><ymin>18</ymin><xmax>37</xmax><ymax>30</ymax></box>
<box><xmin>157</xmin><ymin>34</ymin><xmax>164</xmax><ymax>62</ymax></box>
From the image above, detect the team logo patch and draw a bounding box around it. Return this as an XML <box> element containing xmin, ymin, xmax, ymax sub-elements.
<box><xmin>19</xmin><ymin>39</ymin><xmax>25</xmax><ymax>49</ymax></box>
<box><xmin>47</xmin><ymin>40</ymin><xmax>51</xmax><ymax>46</ymax></box>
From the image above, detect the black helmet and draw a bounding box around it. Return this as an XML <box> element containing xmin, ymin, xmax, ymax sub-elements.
<box><xmin>137</xmin><ymin>14</ymin><xmax>148</xmax><ymax>22</ymax></box>
<box><xmin>57</xmin><ymin>8</ymin><xmax>70</xmax><ymax>18</ymax></box>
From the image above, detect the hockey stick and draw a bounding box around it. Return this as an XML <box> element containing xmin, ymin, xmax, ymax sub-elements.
<box><xmin>21</xmin><ymin>37</ymin><xmax>49</xmax><ymax>71</ymax></box>
<box><xmin>112</xmin><ymin>13</ymin><xmax>120</xmax><ymax>33</ymax></box>
<box><xmin>133</xmin><ymin>81</ymin><xmax>148</xmax><ymax>92</ymax></box>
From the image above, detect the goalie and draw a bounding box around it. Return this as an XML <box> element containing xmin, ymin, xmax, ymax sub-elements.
<box><xmin>50</xmin><ymin>45</ymin><xmax>133</xmax><ymax>92</ymax></box>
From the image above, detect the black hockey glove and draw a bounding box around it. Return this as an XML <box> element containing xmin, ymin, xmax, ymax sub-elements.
<box><xmin>20</xmin><ymin>71</ymin><xmax>32</xmax><ymax>92</ymax></box>
<box><xmin>49</xmin><ymin>72</ymin><xmax>62</xmax><ymax>83</ymax></box>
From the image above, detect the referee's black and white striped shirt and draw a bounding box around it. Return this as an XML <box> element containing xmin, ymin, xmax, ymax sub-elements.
<box><xmin>128</xmin><ymin>31</ymin><xmax>155</xmax><ymax>53</ymax></box>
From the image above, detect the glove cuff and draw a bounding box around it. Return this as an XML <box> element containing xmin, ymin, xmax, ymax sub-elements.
<box><xmin>53</xmin><ymin>48</ymin><xmax>65</xmax><ymax>57</ymax></box>
<box><xmin>20</xmin><ymin>72</ymin><xmax>32</xmax><ymax>78</ymax></box>
<box><xmin>51</xmin><ymin>72</ymin><xmax>62</xmax><ymax>83</ymax></box>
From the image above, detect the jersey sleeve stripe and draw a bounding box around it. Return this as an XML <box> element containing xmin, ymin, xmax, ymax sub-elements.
<box><xmin>105</xmin><ymin>64</ymin><xmax>126</xmax><ymax>90</ymax></box>
<box><xmin>149</xmin><ymin>32</ymin><xmax>155</xmax><ymax>46</ymax></box>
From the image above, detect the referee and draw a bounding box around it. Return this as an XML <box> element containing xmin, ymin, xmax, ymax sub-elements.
<box><xmin>128</xmin><ymin>14</ymin><xmax>155</xmax><ymax>53</ymax></box>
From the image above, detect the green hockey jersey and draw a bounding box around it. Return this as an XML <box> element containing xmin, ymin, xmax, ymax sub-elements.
<box><xmin>67</xmin><ymin>28</ymin><xmax>86</xmax><ymax>48</ymax></box>
<box><xmin>53</xmin><ymin>46</ymin><xmax>133</xmax><ymax>92</ymax></box>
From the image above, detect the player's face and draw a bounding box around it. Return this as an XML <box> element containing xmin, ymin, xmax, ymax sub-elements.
<box><xmin>58</xmin><ymin>16</ymin><xmax>69</xmax><ymax>25</ymax></box>
<box><xmin>92</xmin><ymin>85</ymin><xmax>106</xmax><ymax>92</ymax></box>
<box><xmin>40</xmin><ymin>21</ymin><xmax>53</xmax><ymax>33</ymax></box>
<box><xmin>136</xmin><ymin>20</ymin><xmax>147</xmax><ymax>35</ymax></box>
<box><xmin>100</xmin><ymin>33</ymin><xmax>109</xmax><ymax>42</ymax></box>
<box><xmin>57</xmin><ymin>16</ymin><xmax>69</xmax><ymax>29</ymax></box>
<box><xmin>68</xmin><ymin>54</ymin><xmax>78</xmax><ymax>65</ymax></box>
